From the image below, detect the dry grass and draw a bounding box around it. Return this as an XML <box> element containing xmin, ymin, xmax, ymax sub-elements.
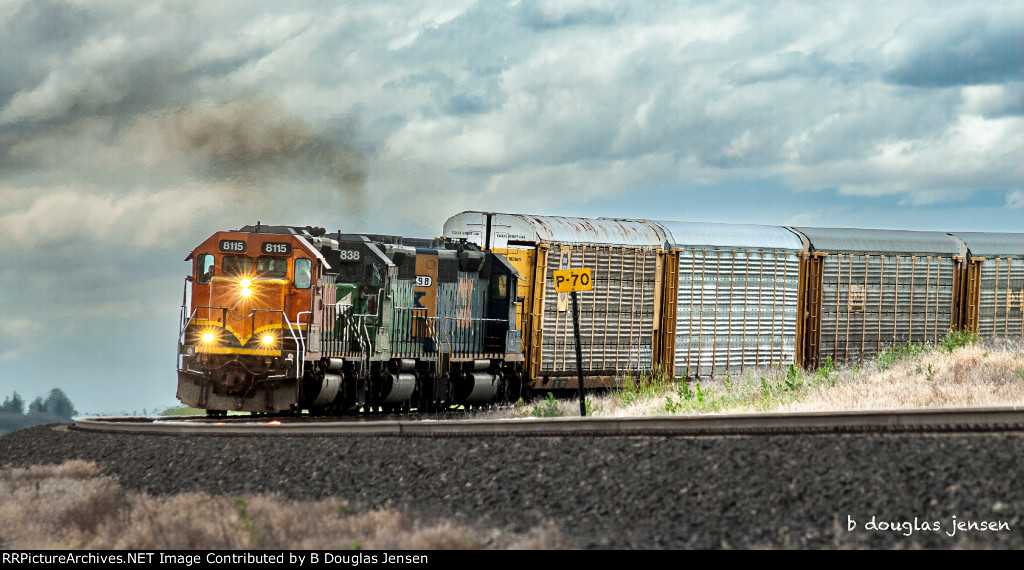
<box><xmin>0</xmin><ymin>461</ymin><xmax>572</xmax><ymax>550</ymax></box>
<box><xmin>488</xmin><ymin>337</ymin><xmax>1024</xmax><ymax>419</ymax></box>
<box><xmin>781</xmin><ymin>339</ymin><xmax>1024</xmax><ymax>412</ymax></box>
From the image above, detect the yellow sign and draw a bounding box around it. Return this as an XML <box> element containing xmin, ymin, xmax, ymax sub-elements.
<box><xmin>553</xmin><ymin>268</ymin><xmax>593</xmax><ymax>293</ymax></box>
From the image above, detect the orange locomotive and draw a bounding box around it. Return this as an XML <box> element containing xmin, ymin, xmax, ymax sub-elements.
<box><xmin>176</xmin><ymin>224</ymin><xmax>329</xmax><ymax>414</ymax></box>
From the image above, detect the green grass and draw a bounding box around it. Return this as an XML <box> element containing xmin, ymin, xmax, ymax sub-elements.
<box><xmin>159</xmin><ymin>405</ymin><xmax>206</xmax><ymax>416</ymax></box>
<box><xmin>627</xmin><ymin>357</ymin><xmax>847</xmax><ymax>415</ymax></box>
<box><xmin>877</xmin><ymin>330</ymin><xmax>978</xmax><ymax>371</ymax></box>
<box><xmin>615</xmin><ymin>365</ymin><xmax>671</xmax><ymax>407</ymax></box>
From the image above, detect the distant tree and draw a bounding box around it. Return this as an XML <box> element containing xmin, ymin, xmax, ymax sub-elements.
<box><xmin>28</xmin><ymin>397</ymin><xmax>45</xmax><ymax>415</ymax></box>
<box><xmin>44</xmin><ymin>388</ymin><xmax>77</xmax><ymax>419</ymax></box>
<box><xmin>0</xmin><ymin>392</ymin><xmax>24</xmax><ymax>415</ymax></box>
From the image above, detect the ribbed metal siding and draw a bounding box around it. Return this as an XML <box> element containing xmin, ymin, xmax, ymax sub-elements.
<box><xmin>539</xmin><ymin>245</ymin><xmax>658</xmax><ymax>374</ymax></box>
<box><xmin>436</xmin><ymin>272</ymin><xmax>487</xmax><ymax>354</ymax></box>
<box><xmin>674</xmin><ymin>249</ymin><xmax>800</xmax><ymax>376</ymax></box>
<box><xmin>819</xmin><ymin>254</ymin><xmax>956</xmax><ymax>363</ymax></box>
<box><xmin>977</xmin><ymin>258</ymin><xmax>1024</xmax><ymax>337</ymax></box>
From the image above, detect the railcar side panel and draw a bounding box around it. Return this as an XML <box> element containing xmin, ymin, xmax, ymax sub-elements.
<box><xmin>535</xmin><ymin>245</ymin><xmax>659</xmax><ymax>387</ymax></box>
<box><xmin>975</xmin><ymin>258</ymin><xmax>1024</xmax><ymax>338</ymax></box>
<box><xmin>674</xmin><ymin>249</ymin><xmax>801</xmax><ymax>376</ymax></box>
<box><xmin>817</xmin><ymin>254</ymin><xmax>957</xmax><ymax>364</ymax></box>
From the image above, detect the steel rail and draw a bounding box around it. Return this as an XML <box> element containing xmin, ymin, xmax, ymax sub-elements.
<box><xmin>72</xmin><ymin>406</ymin><xmax>1024</xmax><ymax>438</ymax></box>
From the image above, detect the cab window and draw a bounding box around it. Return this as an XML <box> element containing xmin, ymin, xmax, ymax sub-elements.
<box><xmin>222</xmin><ymin>255</ymin><xmax>252</xmax><ymax>275</ymax></box>
<box><xmin>196</xmin><ymin>254</ymin><xmax>215</xmax><ymax>284</ymax></box>
<box><xmin>295</xmin><ymin>258</ymin><xmax>312</xmax><ymax>289</ymax></box>
<box><xmin>490</xmin><ymin>274</ymin><xmax>508</xmax><ymax>300</ymax></box>
<box><xmin>257</xmin><ymin>256</ymin><xmax>288</xmax><ymax>277</ymax></box>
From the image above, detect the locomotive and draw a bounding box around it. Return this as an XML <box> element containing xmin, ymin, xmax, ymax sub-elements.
<box><xmin>177</xmin><ymin>213</ymin><xmax>1023</xmax><ymax>415</ymax></box>
<box><xmin>176</xmin><ymin>224</ymin><xmax>522</xmax><ymax>415</ymax></box>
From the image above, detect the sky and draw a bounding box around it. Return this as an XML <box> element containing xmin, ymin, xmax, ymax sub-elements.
<box><xmin>0</xmin><ymin>0</ymin><xmax>1021</xmax><ymax>415</ymax></box>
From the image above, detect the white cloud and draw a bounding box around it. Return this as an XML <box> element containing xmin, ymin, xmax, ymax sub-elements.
<box><xmin>0</xmin><ymin>318</ymin><xmax>45</xmax><ymax>361</ymax></box>
<box><xmin>0</xmin><ymin>186</ymin><xmax>223</xmax><ymax>249</ymax></box>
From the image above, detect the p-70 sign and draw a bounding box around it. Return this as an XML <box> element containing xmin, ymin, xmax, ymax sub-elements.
<box><xmin>553</xmin><ymin>268</ymin><xmax>593</xmax><ymax>293</ymax></box>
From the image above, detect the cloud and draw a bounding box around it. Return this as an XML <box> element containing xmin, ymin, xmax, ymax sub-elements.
<box><xmin>0</xmin><ymin>318</ymin><xmax>45</xmax><ymax>361</ymax></box>
<box><xmin>881</xmin><ymin>5</ymin><xmax>1024</xmax><ymax>87</ymax></box>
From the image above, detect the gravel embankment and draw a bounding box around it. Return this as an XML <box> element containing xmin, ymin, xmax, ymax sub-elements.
<box><xmin>2</xmin><ymin>424</ymin><xmax>1022</xmax><ymax>549</ymax></box>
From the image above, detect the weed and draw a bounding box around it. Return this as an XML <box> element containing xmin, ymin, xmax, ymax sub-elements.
<box><xmin>664</xmin><ymin>380</ymin><xmax>726</xmax><ymax>414</ymax></box>
<box><xmin>785</xmin><ymin>365</ymin><xmax>803</xmax><ymax>391</ymax></box>
<box><xmin>235</xmin><ymin>498</ymin><xmax>256</xmax><ymax>541</ymax></box>
<box><xmin>816</xmin><ymin>357</ymin><xmax>837</xmax><ymax>387</ymax></box>
<box><xmin>615</xmin><ymin>369</ymin><xmax>669</xmax><ymax>407</ymax></box>
<box><xmin>530</xmin><ymin>393</ymin><xmax>562</xmax><ymax>418</ymax></box>
<box><xmin>876</xmin><ymin>341</ymin><xmax>927</xmax><ymax>371</ymax></box>
<box><xmin>335</xmin><ymin>504</ymin><xmax>357</xmax><ymax>516</ymax></box>
<box><xmin>939</xmin><ymin>329</ymin><xmax>977</xmax><ymax>353</ymax></box>
<box><xmin>1014</xmin><ymin>367</ymin><xmax>1024</xmax><ymax>381</ymax></box>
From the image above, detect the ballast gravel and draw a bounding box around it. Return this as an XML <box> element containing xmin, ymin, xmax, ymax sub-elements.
<box><xmin>1</xmin><ymin>424</ymin><xmax>1022</xmax><ymax>549</ymax></box>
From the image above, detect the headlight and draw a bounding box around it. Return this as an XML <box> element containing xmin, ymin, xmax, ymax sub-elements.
<box><xmin>261</xmin><ymin>334</ymin><xmax>275</xmax><ymax>346</ymax></box>
<box><xmin>239</xmin><ymin>279</ymin><xmax>252</xmax><ymax>297</ymax></box>
<box><xmin>202</xmin><ymin>333</ymin><xmax>215</xmax><ymax>343</ymax></box>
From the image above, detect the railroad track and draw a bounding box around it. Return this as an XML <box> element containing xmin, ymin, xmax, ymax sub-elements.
<box><xmin>72</xmin><ymin>406</ymin><xmax>1024</xmax><ymax>437</ymax></box>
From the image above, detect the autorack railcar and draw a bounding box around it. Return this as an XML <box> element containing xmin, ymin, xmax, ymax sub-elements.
<box><xmin>443</xmin><ymin>211</ymin><xmax>1023</xmax><ymax>388</ymax></box>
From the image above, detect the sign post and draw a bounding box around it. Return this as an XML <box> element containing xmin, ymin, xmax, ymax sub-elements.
<box><xmin>553</xmin><ymin>268</ymin><xmax>592</xmax><ymax>417</ymax></box>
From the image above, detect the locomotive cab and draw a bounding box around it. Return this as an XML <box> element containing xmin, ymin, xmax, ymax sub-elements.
<box><xmin>176</xmin><ymin>225</ymin><xmax>332</xmax><ymax>414</ymax></box>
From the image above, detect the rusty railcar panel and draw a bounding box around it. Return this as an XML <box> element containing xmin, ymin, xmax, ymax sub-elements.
<box><xmin>817</xmin><ymin>254</ymin><xmax>957</xmax><ymax>364</ymax></box>
<box><xmin>655</xmin><ymin>250</ymin><xmax>680</xmax><ymax>378</ymax></box>
<box><xmin>798</xmin><ymin>254</ymin><xmax>825</xmax><ymax>367</ymax></box>
<box><xmin>674</xmin><ymin>249</ymin><xmax>801</xmax><ymax>376</ymax></box>
<box><xmin>538</xmin><ymin>245</ymin><xmax>659</xmax><ymax>380</ymax></box>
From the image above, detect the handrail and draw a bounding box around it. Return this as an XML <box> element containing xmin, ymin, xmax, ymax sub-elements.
<box><xmin>247</xmin><ymin>309</ymin><xmax>305</xmax><ymax>379</ymax></box>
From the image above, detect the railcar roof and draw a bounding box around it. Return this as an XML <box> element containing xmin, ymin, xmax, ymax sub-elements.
<box><xmin>793</xmin><ymin>226</ymin><xmax>961</xmax><ymax>255</ymax></box>
<box><xmin>949</xmin><ymin>232</ymin><xmax>1024</xmax><ymax>258</ymax></box>
<box><xmin>649</xmin><ymin>220</ymin><xmax>804</xmax><ymax>251</ymax></box>
<box><xmin>445</xmin><ymin>211</ymin><xmax>666</xmax><ymax>247</ymax></box>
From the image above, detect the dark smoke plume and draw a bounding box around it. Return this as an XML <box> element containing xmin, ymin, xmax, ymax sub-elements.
<box><xmin>159</xmin><ymin>98</ymin><xmax>368</xmax><ymax>213</ymax></box>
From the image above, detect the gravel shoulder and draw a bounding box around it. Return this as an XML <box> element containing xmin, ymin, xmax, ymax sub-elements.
<box><xmin>2</xmin><ymin>424</ymin><xmax>1022</xmax><ymax>549</ymax></box>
